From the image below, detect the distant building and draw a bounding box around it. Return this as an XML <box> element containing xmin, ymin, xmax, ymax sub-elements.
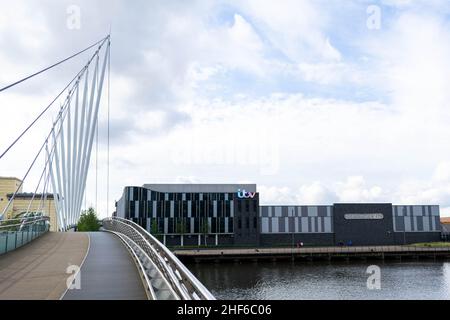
<box><xmin>0</xmin><ymin>177</ymin><xmax>58</xmax><ymax>231</ymax></box>
<box><xmin>116</xmin><ymin>183</ymin><xmax>442</xmax><ymax>247</ymax></box>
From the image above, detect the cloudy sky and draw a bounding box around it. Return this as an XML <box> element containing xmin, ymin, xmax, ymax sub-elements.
<box><xmin>1</xmin><ymin>0</ymin><xmax>450</xmax><ymax>218</ymax></box>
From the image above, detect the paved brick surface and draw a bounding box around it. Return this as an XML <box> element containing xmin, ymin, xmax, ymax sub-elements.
<box><xmin>0</xmin><ymin>232</ymin><xmax>89</xmax><ymax>300</ymax></box>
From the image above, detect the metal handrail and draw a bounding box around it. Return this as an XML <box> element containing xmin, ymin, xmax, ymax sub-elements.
<box><xmin>0</xmin><ymin>216</ymin><xmax>50</xmax><ymax>255</ymax></box>
<box><xmin>0</xmin><ymin>216</ymin><xmax>49</xmax><ymax>230</ymax></box>
<box><xmin>110</xmin><ymin>231</ymin><xmax>158</xmax><ymax>300</ymax></box>
<box><xmin>103</xmin><ymin>217</ymin><xmax>215</xmax><ymax>300</ymax></box>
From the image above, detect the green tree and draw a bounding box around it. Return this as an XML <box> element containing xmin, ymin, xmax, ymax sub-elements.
<box><xmin>176</xmin><ymin>218</ymin><xmax>187</xmax><ymax>247</ymax></box>
<box><xmin>200</xmin><ymin>218</ymin><xmax>209</xmax><ymax>246</ymax></box>
<box><xmin>77</xmin><ymin>207</ymin><xmax>100</xmax><ymax>231</ymax></box>
<box><xmin>149</xmin><ymin>218</ymin><xmax>162</xmax><ymax>240</ymax></box>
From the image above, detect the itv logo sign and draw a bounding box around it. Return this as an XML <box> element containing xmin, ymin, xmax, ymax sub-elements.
<box><xmin>237</xmin><ymin>189</ymin><xmax>256</xmax><ymax>199</ymax></box>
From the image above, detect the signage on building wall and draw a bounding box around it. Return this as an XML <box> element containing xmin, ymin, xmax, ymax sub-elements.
<box><xmin>344</xmin><ymin>213</ymin><xmax>384</xmax><ymax>220</ymax></box>
<box><xmin>237</xmin><ymin>189</ymin><xmax>256</xmax><ymax>199</ymax></box>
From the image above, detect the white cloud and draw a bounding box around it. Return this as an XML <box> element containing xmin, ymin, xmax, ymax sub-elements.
<box><xmin>296</xmin><ymin>182</ymin><xmax>337</xmax><ymax>205</ymax></box>
<box><xmin>335</xmin><ymin>176</ymin><xmax>385</xmax><ymax>202</ymax></box>
<box><xmin>2</xmin><ymin>1</ymin><xmax>450</xmax><ymax>220</ymax></box>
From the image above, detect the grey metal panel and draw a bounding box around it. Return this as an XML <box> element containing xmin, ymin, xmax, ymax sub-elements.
<box><xmin>324</xmin><ymin>217</ymin><xmax>331</xmax><ymax>233</ymax></box>
<box><xmin>191</xmin><ymin>217</ymin><xmax>195</xmax><ymax>233</ymax></box>
<box><xmin>275</xmin><ymin>207</ymin><xmax>282</xmax><ymax>217</ymax></box>
<box><xmin>308</xmin><ymin>217</ymin><xmax>313</xmax><ymax>232</ymax></box>
<box><xmin>152</xmin><ymin>201</ymin><xmax>157</xmax><ymax>218</ymax></box>
<box><xmin>423</xmin><ymin>216</ymin><xmax>430</xmax><ymax>231</ymax></box>
<box><xmin>271</xmin><ymin>218</ymin><xmax>278</xmax><ymax>233</ymax></box>
<box><xmin>395</xmin><ymin>217</ymin><xmax>404</xmax><ymax>231</ymax></box>
<box><xmin>170</xmin><ymin>201</ymin><xmax>174</xmax><ymax>218</ymax></box>
<box><xmin>135</xmin><ymin>201</ymin><xmax>139</xmax><ymax>218</ymax></box>
<box><xmin>413</xmin><ymin>206</ymin><xmax>422</xmax><ymax>216</ymax></box>
<box><xmin>213</xmin><ymin>201</ymin><xmax>217</xmax><ymax>218</ymax></box>
<box><xmin>261</xmin><ymin>206</ymin><xmax>267</xmax><ymax>217</ymax></box>
<box><xmin>289</xmin><ymin>217</ymin><xmax>295</xmax><ymax>233</ymax></box>
<box><xmin>188</xmin><ymin>200</ymin><xmax>191</xmax><ymax>217</ymax></box>
<box><xmin>308</xmin><ymin>206</ymin><xmax>318</xmax><ymax>217</ymax></box>
<box><xmin>225</xmin><ymin>217</ymin><xmax>229</xmax><ymax>233</ymax></box>
<box><xmin>434</xmin><ymin>216</ymin><xmax>441</xmax><ymax>231</ymax></box>
<box><xmin>404</xmin><ymin>217</ymin><xmax>411</xmax><ymax>232</ymax></box>
<box><xmin>301</xmin><ymin>217</ymin><xmax>308</xmax><ymax>232</ymax></box>
<box><xmin>279</xmin><ymin>217</ymin><xmax>285</xmax><ymax>233</ymax></box>
<box><xmin>301</xmin><ymin>206</ymin><xmax>308</xmax><ymax>217</ymax></box>
<box><xmin>411</xmin><ymin>216</ymin><xmax>416</xmax><ymax>231</ymax></box>
<box><xmin>63</xmin><ymin>232</ymin><xmax>147</xmax><ymax>300</ymax></box>
<box><xmin>294</xmin><ymin>217</ymin><xmax>299</xmax><ymax>232</ymax></box>
<box><xmin>230</xmin><ymin>200</ymin><xmax>234</xmax><ymax>217</ymax></box>
<box><xmin>261</xmin><ymin>217</ymin><xmax>269</xmax><ymax>233</ymax></box>
<box><xmin>143</xmin><ymin>184</ymin><xmax>257</xmax><ymax>193</ymax></box>
<box><xmin>416</xmin><ymin>216</ymin><xmax>423</xmax><ymax>231</ymax></box>
<box><xmin>392</xmin><ymin>211</ymin><xmax>397</xmax><ymax>231</ymax></box>
<box><xmin>431</xmin><ymin>206</ymin><xmax>440</xmax><ymax>216</ymax></box>
<box><xmin>318</xmin><ymin>206</ymin><xmax>327</xmax><ymax>217</ymax></box>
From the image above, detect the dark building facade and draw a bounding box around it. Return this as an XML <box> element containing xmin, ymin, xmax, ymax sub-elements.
<box><xmin>115</xmin><ymin>184</ymin><xmax>442</xmax><ymax>247</ymax></box>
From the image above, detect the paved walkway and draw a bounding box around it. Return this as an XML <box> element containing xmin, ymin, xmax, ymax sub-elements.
<box><xmin>0</xmin><ymin>232</ymin><xmax>89</xmax><ymax>300</ymax></box>
<box><xmin>63</xmin><ymin>232</ymin><xmax>147</xmax><ymax>300</ymax></box>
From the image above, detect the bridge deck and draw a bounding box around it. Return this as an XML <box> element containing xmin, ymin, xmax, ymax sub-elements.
<box><xmin>0</xmin><ymin>232</ymin><xmax>89</xmax><ymax>300</ymax></box>
<box><xmin>63</xmin><ymin>232</ymin><xmax>147</xmax><ymax>300</ymax></box>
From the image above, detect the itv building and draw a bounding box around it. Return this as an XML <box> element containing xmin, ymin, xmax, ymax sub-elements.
<box><xmin>115</xmin><ymin>184</ymin><xmax>442</xmax><ymax>247</ymax></box>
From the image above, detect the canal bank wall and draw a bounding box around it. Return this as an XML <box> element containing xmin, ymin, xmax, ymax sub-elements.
<box><xmin>174</xmin><ymin>246</ymin><xmax>450</xmax><ymax>263</ymax></box>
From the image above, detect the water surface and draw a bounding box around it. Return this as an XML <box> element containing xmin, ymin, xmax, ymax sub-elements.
<box><xmin>187</xmin><ymin>260</ymin><xmax>450</xmax><ymax>300</ymax></box>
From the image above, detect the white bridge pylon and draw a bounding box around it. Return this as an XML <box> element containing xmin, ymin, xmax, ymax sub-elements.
<box><xmin>47</xmin><ymin>40</ymin><xmax>110</xmax><ymax>231</ymax></box>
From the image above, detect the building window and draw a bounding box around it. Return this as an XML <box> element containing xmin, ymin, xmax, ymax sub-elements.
<box><xmin>246</xmin><ymin>217</ymin><xmax>250</xmax><ymax>229</ymax></box>
<box><xmin>253</xmin><ymin>217</ymin><xmax>257</xmax><ymax>229</ymax></box>
<box><xmin>238</xmin><ymin>218</ymin><xmax>242</xmax><ymax>229</ymax></box>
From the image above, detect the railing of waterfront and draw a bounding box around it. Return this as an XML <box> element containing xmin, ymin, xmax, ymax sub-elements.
<box><xmin>0</xmin><ymin>216</ymin><xmax>50</xmax><ymax>255</ymax></box>
<box><xmin>174</xmin><ymin>245</ymin><xmax>450</xmax><ymax>257</ymax></box>
<box><xmin>102</xmin><ymin>216</ymin><xmax>215</xmax><ymax>300</ymax></box>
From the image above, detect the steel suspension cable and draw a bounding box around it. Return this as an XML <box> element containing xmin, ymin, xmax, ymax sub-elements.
<box><xmin>0</xmin><ymin>36</ymin><xmax>110</xmax><ymax>161</ymax></box>
<box><xmin>0</xmin><ymin>36</ymin><xmax>108</xmax><ymax>93</ymax></box>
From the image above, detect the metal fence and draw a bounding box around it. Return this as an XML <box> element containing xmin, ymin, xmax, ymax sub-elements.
<box><xmin>0</xmin><ymin>216</ymin><xmax>50</xmax><ymax>255</ymax></box>
<box><xmin>103</xmin><ymin>216</ymin><xmax>215</xmax><ymax>300</ymax></box>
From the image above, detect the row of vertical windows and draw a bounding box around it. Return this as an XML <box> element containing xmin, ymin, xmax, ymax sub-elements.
<box><xmin>145</xmin><ymin>217</ymin><xmax>234</xmax><ymax>234</ymax></box>
<box><xmin>128</xmin><ymin>187</ymin><xmax>240</xmax><ymax>202</ymax></box>
<box><xmin>128</xmin><ymin>200</ymin><xmax>234</xmax><ymax>219</ymax></box>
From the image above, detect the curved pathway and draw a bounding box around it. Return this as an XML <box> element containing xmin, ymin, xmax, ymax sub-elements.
<box><xmin>63</xmin><ymin>232</ymin><xmax>147</xmax><ymax>300</ymax></box>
